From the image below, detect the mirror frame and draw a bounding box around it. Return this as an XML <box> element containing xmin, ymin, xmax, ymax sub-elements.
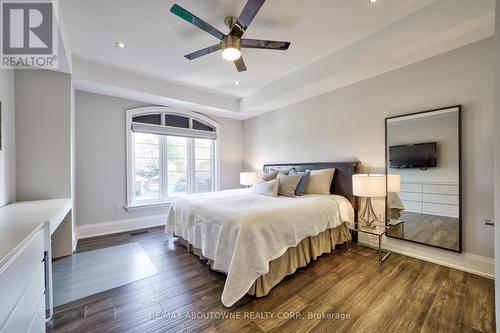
<box><xmin>385</xmin><ymin>105</ymin><xmax>462</xmax><ymax>253</ymax></box>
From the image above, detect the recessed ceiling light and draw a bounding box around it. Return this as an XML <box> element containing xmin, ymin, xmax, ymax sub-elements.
<box><xmin>115</xmin><ymin>41</ymin><xmax>126</xmax><ymax>49</ymax></box>
<box><xmin>234</xmin><ymin>81</ymin><xmax>240</xmax><ymax>85</ymax></box>
<box><xmin>369</xmin><ymin>0</ymin><xmax>377</xmax><ymax>3</ymax></box>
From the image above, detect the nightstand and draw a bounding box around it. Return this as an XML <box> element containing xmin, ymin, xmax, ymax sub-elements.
<box><xmin>346</xmin><ymin>222</ymin><xmax>392</xmax><ymax>264</ymax></box>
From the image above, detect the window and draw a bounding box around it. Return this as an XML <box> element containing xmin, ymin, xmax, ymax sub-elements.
<box><xmin>127</xmin><ymin>107</ymin><xmax>218</xmax><ymax>208</ymax></box>
<box><xmin>194</xmin><ymin>138</ymin><xmax>214</xmax><ymax>193</ymax></box>
<box><xmin>133</xmin><ymin>132</ymin><xmax>160</xmax><ymax>202</ymax></box>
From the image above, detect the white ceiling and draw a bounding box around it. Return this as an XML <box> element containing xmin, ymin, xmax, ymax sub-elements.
<box><xmin>62</xmin><ymin>0</ymin><xmax>496</xmax><ymax>119</ymax></box>
<box><xmin>62</xmin><ymin>0</ymin><xmax>437</xmax><ymax>97</ymax></box>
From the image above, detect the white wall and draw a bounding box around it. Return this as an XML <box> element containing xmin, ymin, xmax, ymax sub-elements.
<box><xmin>74</xmin><ymin>91</ymin><xmax>243</xmax><ymax>227</ymax></box>
<box><xmin>15</xmin><ymin>70</ymin><xmax>73</xmax><ymax>201</ymax></box>
<box><xmin>243</xmin><ymin>38</ymin><xmax>495</xmax><ymax>275</ymax></box>
<box><xmin>216</xmin><ymin>116</ymin><xmax>244</xmax><ymax>190</ymax></box>
<box><xmin>0</xmin><ymin>70</ymin><xmax>15</xmax><ymax>207</ymax></box>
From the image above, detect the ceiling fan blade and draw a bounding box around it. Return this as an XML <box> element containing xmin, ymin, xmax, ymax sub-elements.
<box><xmin>184</xmin><ymin>43</ymin><xmax>221</xmax><ymax>60</ymax></box>
<box><xmin>234</xmin><ymin>57</ymin><xmax>247</xmax><ymax>72</ymax></box>
<box><xmin>170</xmin><ymin>4</ymin><xmax>224</xmax><ymax>40</ymax></box>
<box><xmin>231</xmin><ymin>0</ymin><xmax>265</xmax><ymax>38</ymax></box>
<box><xmin>241</xmin><ymin>39</ymin><xmax>290</xmax><ymax>50</ymax></box>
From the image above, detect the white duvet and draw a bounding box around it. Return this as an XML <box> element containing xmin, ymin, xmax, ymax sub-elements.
<box><xmin>165</xmin><ymin>188</ymin><xmax>354</xmax><ymax>307</ymax></box>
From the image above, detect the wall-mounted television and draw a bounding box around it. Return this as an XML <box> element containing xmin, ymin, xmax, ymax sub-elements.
<box><xmin>389</xmin><ymin>142</ymin><xmax>437</xmax><ymax>169</ymax></box>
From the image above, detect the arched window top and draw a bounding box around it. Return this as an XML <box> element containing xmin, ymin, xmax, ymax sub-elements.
<box><xmin>128</xmin><ymin>107</ymin><xmax>218</xmax><ymax>134</ymax></box>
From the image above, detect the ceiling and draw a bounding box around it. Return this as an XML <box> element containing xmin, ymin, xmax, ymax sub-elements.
<box><xmin>62</xmin><ymin>0</ymin><xmax>437</xmax><ymax>97</ymax></box>
<box><xmin>61</xmin><ymin>0</ymin><xmax>495</xmax><ymax>119</ymax></box>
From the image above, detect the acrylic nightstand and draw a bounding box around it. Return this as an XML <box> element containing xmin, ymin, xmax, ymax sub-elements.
<box><xmin>346</xmin><ymin>222</ymin><xmax>392</xmax><ymax>264</ymax></box>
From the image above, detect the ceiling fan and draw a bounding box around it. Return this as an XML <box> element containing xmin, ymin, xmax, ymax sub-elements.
<box><xmin>170</xmin><ymin>0</ymin><xmax>290</xmax><ymax>72</ymax></box>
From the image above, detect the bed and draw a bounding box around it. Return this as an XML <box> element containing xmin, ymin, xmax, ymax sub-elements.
<box><xmin>165</xmin><ymin>162</ymin><xmax>359</xmax><ymax>307</ymax></box>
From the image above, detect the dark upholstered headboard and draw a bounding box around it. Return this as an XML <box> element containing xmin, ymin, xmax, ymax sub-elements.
<box><xmin>263</xmin><ymin>162</ymin><xmax>360</xmax><ymax>210</ymax></box>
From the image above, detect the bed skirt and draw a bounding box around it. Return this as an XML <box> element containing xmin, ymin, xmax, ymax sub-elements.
<box><xmin>175</xmin><ymin>222</ymin><xmax>351</xmax><ymax>298</ymax></box>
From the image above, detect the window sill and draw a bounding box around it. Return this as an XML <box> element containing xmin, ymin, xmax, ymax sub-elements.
<box><xmin>125</xmin><ymin>202</ymin><xmax>172</xmax><ymax>213</ymax></box>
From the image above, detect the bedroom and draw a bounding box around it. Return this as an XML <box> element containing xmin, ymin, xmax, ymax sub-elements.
<box><xmin>0</xmin><ymin>0</ymin><xmax>499</xmax><ymax>332</ymax></box>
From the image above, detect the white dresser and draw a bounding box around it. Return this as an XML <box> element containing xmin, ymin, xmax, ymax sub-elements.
<box><xmin>399</xmin><ymin>181</ymin><xmax>459</xmax><ymax>218</ymax></box>
<box><xmin>0</xmin><ymin>199</ymin><xmax>73</xmax><ymax>333</ymax></box>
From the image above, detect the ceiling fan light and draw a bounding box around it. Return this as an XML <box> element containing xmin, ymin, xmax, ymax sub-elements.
<box><xmin>221</xmin><ymin>35</ymin><xmax>242</xmax><ymax>61</ymax></box>
<box><xmin>222</xmin><ymin>47</ymin><xmax>241</xmax><ymax>61</ymax></box>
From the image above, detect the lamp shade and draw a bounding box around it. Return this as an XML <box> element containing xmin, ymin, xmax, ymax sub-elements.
<box><xmin>240</xmin><ymin>172</ymin><xmax>256</xmax><ymax>186</ymax></box>
<box><xmin>352</xmin><ymin>174</ymin><xmax>386</xmax><ymax>197</ymax></box>
<box><xmin>387</xmin><ymin>174</ymin><xmax>401</xmax><ymax>193</ymax></box>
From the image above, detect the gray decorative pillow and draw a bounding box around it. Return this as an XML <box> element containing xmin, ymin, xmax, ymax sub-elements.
<box><xmin>252</xmin><ymin>179</ymin><xmax>279</xmax><ymax>197</ymax></box>
<box><xmin>277</xmin><ymin>173</ymin><xmax>302</xmax><ymax>197</ymax></box>
<box><xmin>258</xmin><ymin>170</ymin><xmax>279</xmax><ymax>182</ymax></box>
<box><xmin>289</xmin><ymin>169</ymin><xmax>311</xmax><ymax>196</ymax></box>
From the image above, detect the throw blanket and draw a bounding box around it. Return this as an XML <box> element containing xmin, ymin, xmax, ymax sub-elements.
<box><xmin>165</xmin><ymin>188</ymin><xmax>354</xmax><ymax>307</ymax></box>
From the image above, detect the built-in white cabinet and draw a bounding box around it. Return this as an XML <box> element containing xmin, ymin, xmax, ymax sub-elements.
<box><xmin>0</xmin><ymin>227</ymin><xmax>46</xmax><ymax>333</ymax></box>
<box><xmin>400</xmin><ymin>182</ymin><xmax>459</xmax><ymax>218</ymax></box>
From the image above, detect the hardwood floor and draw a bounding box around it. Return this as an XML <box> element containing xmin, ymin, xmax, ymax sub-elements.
<box><xmin>47</xmin><ymin>227</ymin><xmax>495</xmax><ymax>333</ymax></box>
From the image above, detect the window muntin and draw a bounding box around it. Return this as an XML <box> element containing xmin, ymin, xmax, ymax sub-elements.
<box><xmin>127</xmin><ymin>108</ymin><xmax>218</xmax><ymax>207</ymax></box>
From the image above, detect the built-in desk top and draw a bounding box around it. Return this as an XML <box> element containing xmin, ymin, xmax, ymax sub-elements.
<box><xmin>0</xmin><ymin>198</ymin><xmax>72</xmax><ymax>271</ymax></box>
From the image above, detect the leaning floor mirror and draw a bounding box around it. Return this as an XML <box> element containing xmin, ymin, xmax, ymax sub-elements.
<box><xmin>385</xmin><ymin>105</ymin><xmax>462</xmax><ymax>252</ymax></box>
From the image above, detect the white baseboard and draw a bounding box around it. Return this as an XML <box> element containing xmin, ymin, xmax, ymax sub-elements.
<box><xmin>360</xmin><ymin>235</ymin><xmax>494</xmax><ymax>278</ymax></box>
<box><xmin>76</xmin><ymin>215</ymin><xmax>167</xmax><ymax>240</ymax></box>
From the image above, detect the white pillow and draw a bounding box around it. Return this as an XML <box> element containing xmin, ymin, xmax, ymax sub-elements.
<box><xmin>252</xmin><ymin>179</ymin><xmax>279</xmax><ymax>197</ymax></box>
<box><xmin>304</xmin><ymin>168</ymin><xmax>336</xmax><ymax>195</ymax></box>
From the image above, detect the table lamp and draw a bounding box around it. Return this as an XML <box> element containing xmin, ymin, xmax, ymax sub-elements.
<box><xmin>240</xmin><ymin>172</ymin><xmax>256</xmax><ymax>188</ymax></box>
<box><xmin>352</xmin><ymin>174</ymin><xmax>387</xmax><ymax>228</ymax></box>
<box><xmin>387</xmin><ymin>174</ymin><xmax>404</xmax><ymax>220</ymax></box>
<box><xmin>387</xmin><ymin>174</ymin><xmax>401</xmax><ymax>193</ymax></box>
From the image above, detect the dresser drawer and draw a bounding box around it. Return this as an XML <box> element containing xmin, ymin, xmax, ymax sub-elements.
<box><xmin>399</xmin><ymin>192</ymin><xmax>422</xmax><ymax>202</ymax></box>
<box><xmin>400</xmin><ymin>183</ymin><xmax>422</xmax><ymax>193</ymax></box>
<box><xmin>423</xmin><ymin>193</ymin><xmax>459</xmax><ymax>206</ymax></box>
<box><xmin>28</xmin><ymin>296</ymin><xmax>46</xmax><ymax>333</ymax></box>
<box><xmin>423</xmin><ymin>203</ymin><xmax>459</xmax><ymax>218</ymax></box>
<box><xmin>2</xmin><ymin>263</ymin><xmax>45</xmax><ymax>333</ymax></box>
<box><xmin>0</xmin><ymin>231</ymin><xmax>44</xmax><ymax>328</ymax></box>
<box><xmin>423</xmin><ymin>184</ymin><xmax>459</xmax><ymax>195</ymax></box>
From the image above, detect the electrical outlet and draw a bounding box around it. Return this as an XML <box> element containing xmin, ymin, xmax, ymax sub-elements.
<box><xmin>484</xmin><ymin>219</ymin><xmax>494</xmax><ymax>227</ymax></box>
<box><xmin>115</xmin><ymin>203</ymin><xmax>124</xmax><ymax>212</ymax></box>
